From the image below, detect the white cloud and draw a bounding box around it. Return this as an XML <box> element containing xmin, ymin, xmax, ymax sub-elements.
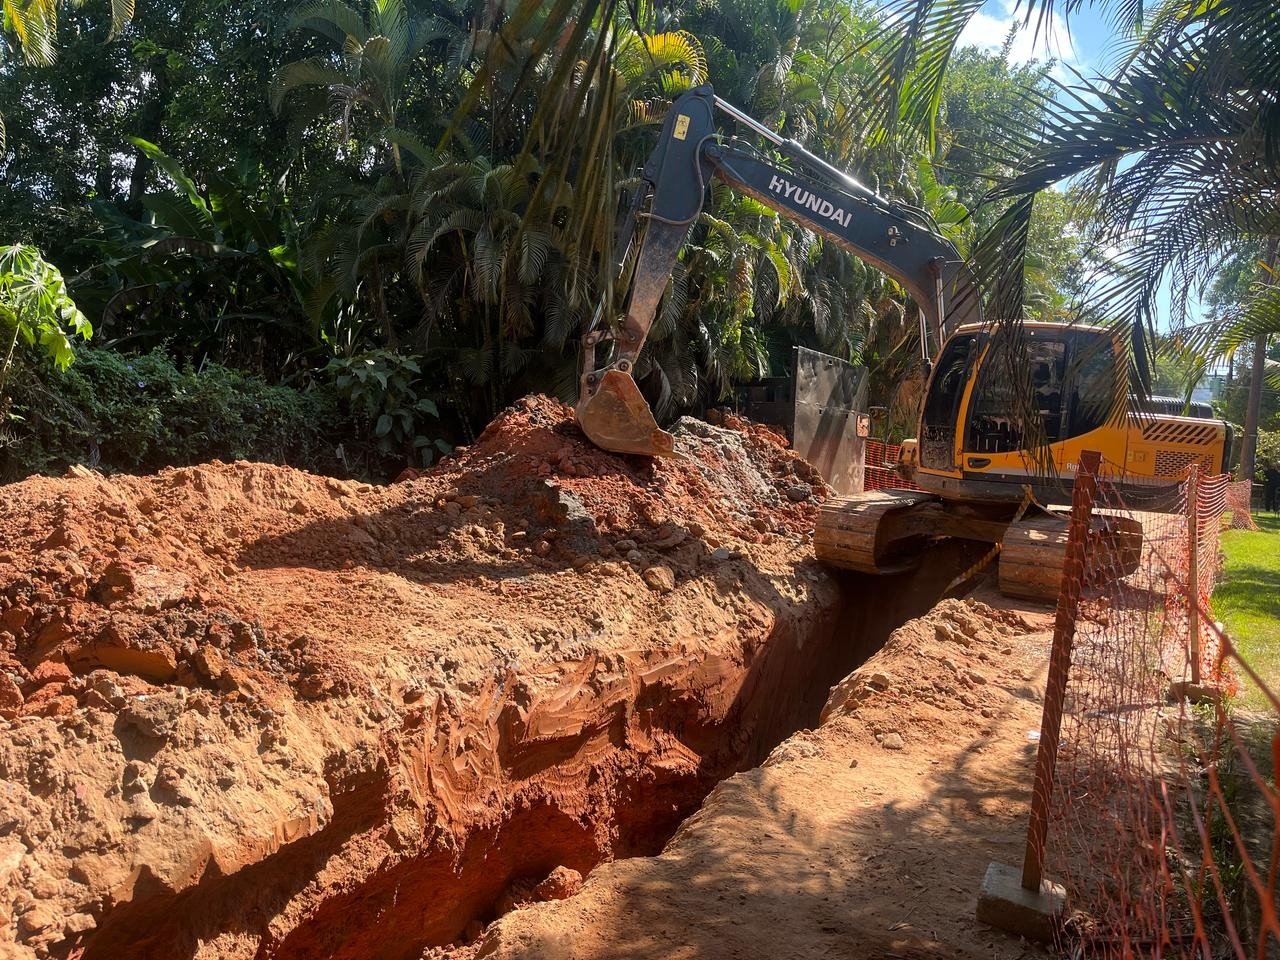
<box><xmin>958</xmin><ymin>0</ymin><xmax>1078</xmax><ymax>74</ymax></box>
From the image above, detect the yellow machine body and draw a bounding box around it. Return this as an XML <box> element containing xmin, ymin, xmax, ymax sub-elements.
<box><xmin>910</xmin><ymin>322</ymin><xmax>1230</xmax><ymax>504</ymax></box>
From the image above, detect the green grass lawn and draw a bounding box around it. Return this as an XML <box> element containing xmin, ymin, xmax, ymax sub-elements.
<box><xmin>1215</xmin><ymin>514</ymin><xmax>1280</xmax><ymax>709</ymax></box>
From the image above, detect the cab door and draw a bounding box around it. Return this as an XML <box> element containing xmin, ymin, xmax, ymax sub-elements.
<box><xmin>918</xmin><ymin>331</ymin><xmax>979</xmax><ymax>477</ymax></box>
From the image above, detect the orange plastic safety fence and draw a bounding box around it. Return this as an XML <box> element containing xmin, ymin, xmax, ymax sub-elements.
<box><xmin>863</xmin><ymin>439</ymin><xmax>921</xmax><ymax>492</ymax></box>
<box><xmin>1042</xmin><ymin>468</ymin><xmax>1278</xmax><ymax>958</ymax></box>
<box><xmin>1227</xmin><ymin>480</ymin><xmax>1260</xmax><ymax>532</ymax></box>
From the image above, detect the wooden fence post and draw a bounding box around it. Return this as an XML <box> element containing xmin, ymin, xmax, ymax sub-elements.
<box><xmin>977</xmin><ymin>450</ymin><xmax>1101</xmax><ymax>941</ymax></box>
<box><xmin>1185</xmin><ymin>464</ymin><xmax>1201</xmax><ymax>685</ymax></box>
<box><xmin>1021</xmin><ymin>449</ymin><xmax>1100</xmax><ymax>892</ymax></box>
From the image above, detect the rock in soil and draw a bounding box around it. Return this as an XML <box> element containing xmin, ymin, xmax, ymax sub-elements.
<box><xmin>641</xmin><ymin>564</ymin><xmax>676</xmax><ymax>594</ymax></box>
<box><xmin>533</xmin><ymin>866</ymin><xmax>583</xmax><ymax>902</ymax></box>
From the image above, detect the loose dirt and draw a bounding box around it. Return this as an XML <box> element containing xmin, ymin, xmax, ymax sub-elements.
<box><xmin>0</xmin><ymin>396</ymin><xmax>914</xmax><ymax>960</ymax></box>
<box><xmin>473</xmin><ymin>592</ymin><xmax>1059</xmax><ymax>960</ymax></box>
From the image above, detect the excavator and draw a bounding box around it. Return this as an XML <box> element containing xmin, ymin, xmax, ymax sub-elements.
<box><xmin>575</xmin><ymin>85</ymin><xmax>1231</xmax><ymax>599</ymax></box>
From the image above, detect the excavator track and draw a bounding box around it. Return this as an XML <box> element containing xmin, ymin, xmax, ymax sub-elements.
<box><xmin>814</xmin><ymin>490</ymin><xmax>943</xmax><ymax>575</ymax></box>
<box><xmin>817</xmin><ymin>491</ymin><xmax>1145</xmax><ymax>602</ymax></box>
<box><xmin>998</xmin><ymin>512</ymin><xmax>1144</xmax><ymax>601</ymax></box>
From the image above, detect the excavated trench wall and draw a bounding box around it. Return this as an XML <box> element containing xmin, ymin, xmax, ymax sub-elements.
<box><xmin>0</xmin><ymin>399</ymin><xmax>983</xmax><ymax>960</ymax></box>
<box><xmin>90</xmin><ymin>553</ymin><xmax>971</xmax><ymax>960</ymax></box>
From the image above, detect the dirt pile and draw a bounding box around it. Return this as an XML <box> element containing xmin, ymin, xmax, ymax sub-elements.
<box><xmin>0</xmin><ymin>396</ymin><xmax>851</xmax><ymax>960</ymax></box>
<box><xmin>473</xmin><ymin>595</ymin><xmax>1055</xmax><ymax>960</ymax></box>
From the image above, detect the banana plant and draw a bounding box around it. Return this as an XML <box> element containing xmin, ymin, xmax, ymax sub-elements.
<box><xmin>74</xmin><ymin>139</ymin><xmax>321</xmax><ymax>379</ymax></box>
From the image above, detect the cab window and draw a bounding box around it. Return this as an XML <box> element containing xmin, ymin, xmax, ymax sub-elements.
<box><xmin>922</xmin><ymin>333</ymin><xmax>976</xmax><ymax>429</ymax></box>
<box><xmin>966</xmin><ymin>329</ymin><xmax>1117</xmax><ymax>454</ymax></box>
<box><xmin>968</xmin><ymin>335</ymin><xmax>1066</xmax><ymax>453</ymax></box>
<box><xmin>920</xmin><ymin>333</ymin><xmax>977</xmax><ymax>469</ymax></box>
<box><xmin>1064</xmin><ymin>332</ymin><xmax>1116</xmax><ymax>437</ymax></box>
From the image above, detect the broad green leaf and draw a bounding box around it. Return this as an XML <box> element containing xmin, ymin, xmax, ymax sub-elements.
<box><xmin>141</xmin><ymin>194</ymin><xmax>219</xmax><ymax>243</ymax></box>
<box><xmin>128</xmin><ymin>137</ymin><xmax>209</xmax><ymax>213</ymax></box>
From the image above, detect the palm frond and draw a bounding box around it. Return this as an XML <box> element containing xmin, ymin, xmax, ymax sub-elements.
<box><xmin>383</xmin><ymin>127</ymin><xmax>436</xmax><ymax>167</ymax></box>
<box><xmin>108</xmin><ymin>0</ymin><xmax>133</xmax><ymax>38</ymax></box>
<box><xmin>288</xmin><ymin>0</ymin><xmax>368</xmax><ymax>46</ymax></box>
<box><xmin>272</xmin><ymin>58</ymin><xmax>353</xmax><ymax>113</ymax></box>
<box><xmin>140</xmin><ymin>194</ymin><xmax>219</xmax><ymax>243</ymax></box>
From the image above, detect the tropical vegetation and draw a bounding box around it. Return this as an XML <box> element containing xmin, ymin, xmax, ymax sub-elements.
<box><xmin>1</xmin><ymin>0</ymin><xmax>1276</xmax><ymax>478</ymax></box>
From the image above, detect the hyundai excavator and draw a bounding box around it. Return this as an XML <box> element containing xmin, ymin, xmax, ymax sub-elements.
<box><xmin>575</xmin><ymin>85</ymin><xmax>1231</xmax><ymax>599</ymax></box>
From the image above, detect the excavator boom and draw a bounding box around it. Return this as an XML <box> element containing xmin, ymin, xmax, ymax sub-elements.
<box><xmin>574</xmin><ymin>84</ymin><xmax>1229</xmax><ymax>605</ymax></box>
<box><xmin>575</xmin><ymin>84</ymin><xmax>980</xmax><ymax>457</ymax></box>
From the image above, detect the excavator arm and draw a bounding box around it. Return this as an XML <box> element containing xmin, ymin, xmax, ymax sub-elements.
<box><xmin>577</xmin><ymin>83</ymin><xmax>981</xmax><ymax>457</ymax></box>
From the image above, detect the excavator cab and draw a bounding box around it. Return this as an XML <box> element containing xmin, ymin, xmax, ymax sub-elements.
<box><xmin>916</xmin><ymin>324</ymin><xmax>1116</xmax><ymax>501</ymax></box>
<box><xmin>913</xmin><ymin>322</ymin><xmax>1229</xmax><ymax>504</ymax></box>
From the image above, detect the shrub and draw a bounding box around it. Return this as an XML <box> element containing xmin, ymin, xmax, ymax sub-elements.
<box><xmin>1256</xmin><ymin>429</ymin><xmax>1280</xmax><ymax>477</ymax></box>
<box><xmin>0</xmin><ymin>346</ymin><xmax>350</xmax><ymax>481</ymax></box>
<box><xmin>327</xmin><ymin>350</ymin><xmax>451</xmax><ymax>468</ymax></box>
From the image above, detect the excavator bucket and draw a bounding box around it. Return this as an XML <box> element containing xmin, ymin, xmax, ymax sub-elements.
<box><xmin>575</xmin><ymin>370</ymin><xmax>676</xmax><ymax>457</ymax></box>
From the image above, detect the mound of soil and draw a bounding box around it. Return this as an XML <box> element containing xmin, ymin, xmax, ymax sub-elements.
<box><xmin>0</xmin><ymin>397</ymin><xmax>848</xmax><ymax>960</ymax></box>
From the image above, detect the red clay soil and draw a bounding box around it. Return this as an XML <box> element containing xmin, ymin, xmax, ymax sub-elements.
<box><xmin>473</xmin><ymin>593</ymin><xmax>1060</xmax><ymax>960</ymax></box>
<box><xmin>0</xmin><ymin>396</ymin><xmax>872</xmax><ymax>960</ymax></box>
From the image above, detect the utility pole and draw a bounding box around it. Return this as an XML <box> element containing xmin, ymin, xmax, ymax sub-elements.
<box><xmin>1240</xmin><ymin>236</ymin><xmax>1278</xmax><ymax>483</ymax></box>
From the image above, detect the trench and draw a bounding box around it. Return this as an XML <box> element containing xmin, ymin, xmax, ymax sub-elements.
<box><xmin>79</xmin><ymin>540</ymin><xmax>987</xmax><ymax>960</ymax></box>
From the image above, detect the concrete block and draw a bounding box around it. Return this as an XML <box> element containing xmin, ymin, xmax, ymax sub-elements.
<box><xmin>1166</xmin><ymin>679</ymin><xmax>1224</xmax><ymax>705</ymax></box>
<box><xmin>975</xmin><ymin>861</ymin><xmax>1066</xmax><ymax>942</ymax></box>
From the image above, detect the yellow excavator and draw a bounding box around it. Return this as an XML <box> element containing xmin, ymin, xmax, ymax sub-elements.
<box><xmin>575</xmin><ymin>85</ymin><xmax>1231</xmax><ymax>599</ymax></box>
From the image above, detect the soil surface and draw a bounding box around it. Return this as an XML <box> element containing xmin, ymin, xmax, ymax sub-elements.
<box><xmin>0</xmin><ymin>394</ymin><xmax>1067</xmax><ymax>960</ymax></box>
<box><xmin>472</xmin><ymin>591</ymin><xmax>1060</xmax><ymax>960</ymax></box>
<box><xmin>0</xmin><ymin>397</ymin><xmax>879</xmax><ymax>960</ymax></box>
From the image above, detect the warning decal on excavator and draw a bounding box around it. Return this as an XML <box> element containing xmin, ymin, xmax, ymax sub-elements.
<box><xmin>673</xmin><ymin>115</ymin><xmax>690</xmax><ymax>140</ymax></box>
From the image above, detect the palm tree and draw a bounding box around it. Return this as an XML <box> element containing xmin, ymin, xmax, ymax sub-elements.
<box><xmin>1</xmin><ymin>0</ymin><xmax>134</xmax><ymax>149</ymax></box>
<box><xmin>1197</xmin><ymin>240</ymin><xmax>1278</xmax><ymax>478</ymax></box>
<box><xmin>274</xmin><ymin>0</ymin><xmax>464</xmax><ymax>347</ymax></box>
<box><xmin>403</xmin><ymin>156</ymin><xmax>550</xmax><ymax>413</ymax></box>
<box><xmin>272</xmin><ymin>0</ymin><xmax>455</xmax><ymax>179</ymax></box>
<box><xmin>407</xmin><ymin>17</ymin><xmax>711</xmax><ymax>417</ymax></box>
<box><xmin>870</xmin><ymin>0</ymin><xmax>1279</xmax><ymax>419</ymax></box>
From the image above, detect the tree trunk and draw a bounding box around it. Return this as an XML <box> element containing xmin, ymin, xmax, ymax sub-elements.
<box><xmin>94</xmin><ymin>147</ymin><xmax>116</xmax><ymax>202</ymax></box>
<box><xmin>1241</xmin><ymin>334</ymin><xmax>1267</xmax><ymax>481</ymax></box>
<box><xmin>1239</xmin><ymin>236</ymin><xmax>1278</xmax><ymax>482</ymax></box>
<box><xmin>126</xmin><ymin>58</ymin><xmax>172</xmax><ymax>216</ymax></box>
<box><xmin>369</xmin><ymin>258</ymin><xmax>397</xmax><ymax>348</ymax></box>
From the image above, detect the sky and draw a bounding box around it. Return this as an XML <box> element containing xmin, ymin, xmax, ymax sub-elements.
<box><xmin>956</xmin><ymin>0</ymin><xmax>1113</xmax><ymax>76</ymax></box>
<box><xmin>955</xmin><ymin>1</ymin><xmax>1206</xmax><ymax>333</ymax></box>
